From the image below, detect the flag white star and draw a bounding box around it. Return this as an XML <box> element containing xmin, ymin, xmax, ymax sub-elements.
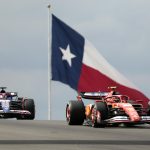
<box><xmin>59</xmin><ymin>45</ymin><xmax>76</xmax><ymax>67</ymax></box>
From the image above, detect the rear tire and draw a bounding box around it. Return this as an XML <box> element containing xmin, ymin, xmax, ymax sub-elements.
<box><xmin>66</xmin><ymin>100</ymin><xmax>85</xmax><ymax>125</ymax></box>
<box><xmin>17</xmin><ymin>99</ymin><xmax>35</xmax><ymax>120</ymax></box>
<box><xmin>92</xmin><ymin>102</ymin><xmax>108</xmax><ymax>128</ymax></box>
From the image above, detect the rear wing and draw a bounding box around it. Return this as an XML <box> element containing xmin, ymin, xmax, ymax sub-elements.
<box><xmin>80</xmin><ymin>92</ymin><xmax>108</xmax><ymax>100</ymax></box>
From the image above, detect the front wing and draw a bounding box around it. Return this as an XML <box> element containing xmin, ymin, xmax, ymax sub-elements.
<box><xmin>106</xmin><ymin>116</ymin><xmax>150</xmax><ymax>124</ymax></box>
<box><xmin>0</xmin><ymin>110</ymin><xmax>31</xmax><ymax>118</ymax></box>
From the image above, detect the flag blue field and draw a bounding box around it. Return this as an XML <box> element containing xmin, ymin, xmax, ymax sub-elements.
<box><xmin>51</xmin><ymin>14</ymin><xmax>84</xmax><ymax>90</ymax></box>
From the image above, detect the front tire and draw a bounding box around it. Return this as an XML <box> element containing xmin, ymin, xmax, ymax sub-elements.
<box><xmin>92</xmin><ymin>102</ymin><xmax>108</xmax><ymax>127</ymax></box>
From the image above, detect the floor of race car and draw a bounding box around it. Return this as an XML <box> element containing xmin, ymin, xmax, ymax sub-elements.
<box><xmin>0</xmin><ymin>120</ymin><xmax>149</xmax><ymax>150</ymax></box>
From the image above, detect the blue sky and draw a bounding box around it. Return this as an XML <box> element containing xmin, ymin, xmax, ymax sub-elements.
<box><xmin>0</xmin><ymin>0</ymin><xmax>149</xmax><ymax>120</ymax></box>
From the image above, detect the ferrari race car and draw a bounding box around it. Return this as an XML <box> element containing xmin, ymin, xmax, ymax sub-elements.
<box><xmin>66</xmin><ymin>87</ymin><xmax>150</xmax><ymax>127</ymax></box>
<box><xmin>0</xmin><ymin>87</ymin><xmax>35</xmax><ymax>120</ymax></box>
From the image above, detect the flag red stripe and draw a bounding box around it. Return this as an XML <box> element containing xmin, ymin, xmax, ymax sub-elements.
<box><xmin>78</xmin><ymin>64</ymin><xmax>149</xmax><ymax>107</ymax></box>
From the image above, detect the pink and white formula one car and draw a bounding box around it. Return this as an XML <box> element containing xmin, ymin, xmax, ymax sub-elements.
<box><xmin>0</xmin><ymin>87</ymin><xmax>35</xmax><ymax>120</ymax></box>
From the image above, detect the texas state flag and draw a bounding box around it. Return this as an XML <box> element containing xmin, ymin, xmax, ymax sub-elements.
<box><xmin>51</xmin><ymin>14</ymin><xmax>149</xmax><ymax>107</ymax></box>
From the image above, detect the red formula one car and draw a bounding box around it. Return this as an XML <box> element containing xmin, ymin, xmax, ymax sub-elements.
<box><xmin>66</xmin><ymin>87</ymin><xmax>150</xmax><ymax>127</ymax></box>
<box><xmin>0</xmin><ymin>87</ymin><xmax>35</xmax><ymax>120</ymax></box>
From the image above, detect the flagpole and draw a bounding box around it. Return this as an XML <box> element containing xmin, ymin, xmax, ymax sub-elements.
<box><xmin>47</xmin><ymin>4</ymin><xmax>51</xmax><ymax>120</ymax></box>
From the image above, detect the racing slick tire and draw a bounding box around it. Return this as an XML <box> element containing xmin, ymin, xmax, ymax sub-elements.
<box><xmin>92</xmin><ymin>102</ymin><xmax>108</xmax><ymax>128</ymax></box>
<box><xmin>66</xmin><ymin>100</ymin><xmax>85</xmax><ymax>125</ymax></box>
<box><xmin>17</xmin><ymin>99</ymin><xmax>35</xmax><ymax>120</ymax></box>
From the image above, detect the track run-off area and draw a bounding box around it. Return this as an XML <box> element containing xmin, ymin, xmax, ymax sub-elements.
<box><xmin>0</xmin><ymin>120</ymin><xmax>150</xmax><ymax>150</ymax></box>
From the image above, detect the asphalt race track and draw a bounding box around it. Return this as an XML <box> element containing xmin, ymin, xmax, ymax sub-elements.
<box><xmin>0</xmin><ymin>120</ymin><xmax>150</xmax><ymax>150</ymax></box>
